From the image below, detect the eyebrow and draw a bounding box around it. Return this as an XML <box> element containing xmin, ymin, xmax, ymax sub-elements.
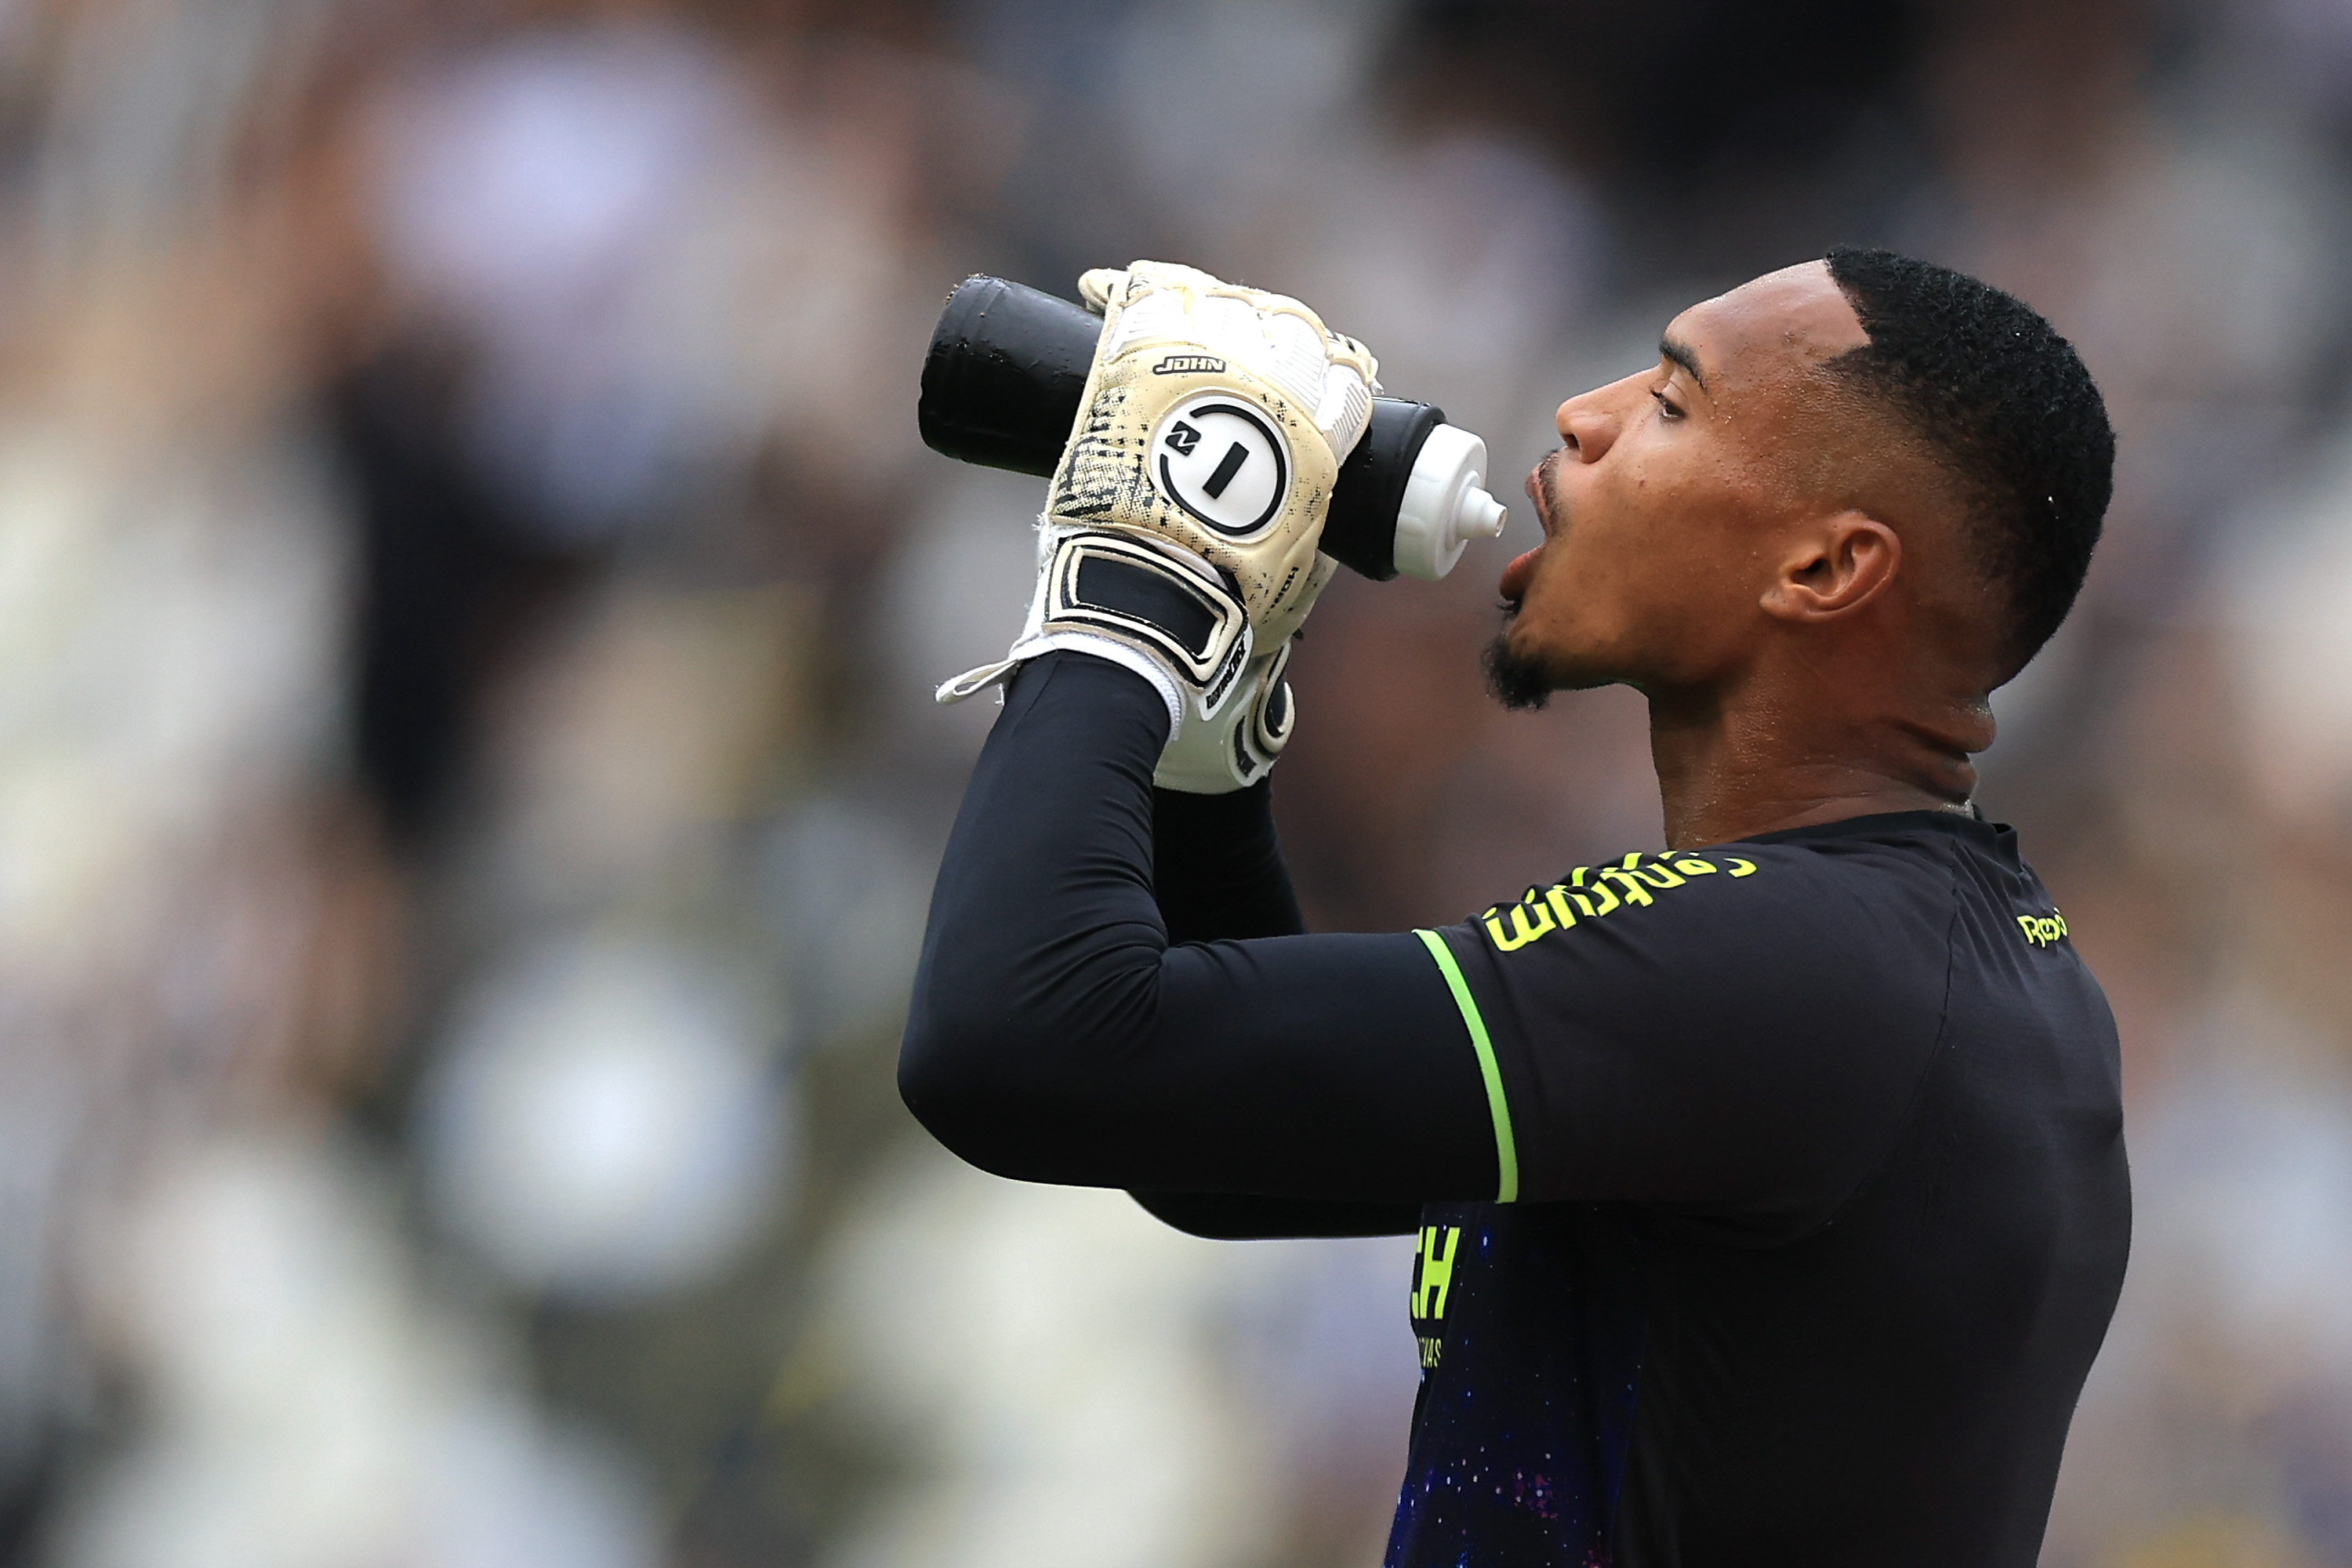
<box><xmin>1659</xmin><ymin>335</ymin><xmax>1710</xmax><ymax>393</ymax></box>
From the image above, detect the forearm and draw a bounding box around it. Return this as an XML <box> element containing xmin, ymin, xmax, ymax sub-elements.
<box><xmin>1152</xmin><ymin>782</ymin><xmax>1304</xmax><ymax>942</ymax></box>
<box><xmin>1142</xmin><ymin>785</ymin><xmax>1421</xmax><ymax>1234</ymax></box>
<box><xmin>904</xmin><ymin>653</ymin><xmax>1168</xmax><ymax>1157</ymax></box>
<box><xmin>900</xmin><ymin>652</ymin><xmax>1497</xmax><ymax>1201</ymax></box>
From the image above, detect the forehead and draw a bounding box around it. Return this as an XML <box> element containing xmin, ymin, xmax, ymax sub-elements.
<box><xmin>1668</xmin><ymin>262</ymin><xmax>1868</xmax><ymax>390</ymax></box>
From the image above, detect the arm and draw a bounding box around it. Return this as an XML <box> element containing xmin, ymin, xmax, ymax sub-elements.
<box><xmin>906</xmin><ymin>654</ymin><xmax>1958</xmax><ymax>1232</ymax></box>
<box><xmin>1149</xmin><ymin>782</ymin><xmax>1303</xmax><ymax>945</ymax></box>
<box><xmin>1138</xmin><ymin>783</ymin><xmax>1421</xmax><ymax>1236</ymax></box>
<box><xmin>1128</xmin><ymin>1190</ymin><xmax>1421</xmax><ymax>1240</ymax></box>
<box><xmin>900</xmin><ymin>652</ymin><xmax>1501</xmax><ymax>1205</ymax></box>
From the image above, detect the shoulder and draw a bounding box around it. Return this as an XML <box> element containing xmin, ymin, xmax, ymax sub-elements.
<box><xmin>1418</xmin><ymin>823</ymin><xmax>1992</xmax><ymax>1216</ymax></box>
<box><xmin>1456</xmin><ymin>820</ymin><xmax>1970</xmax><ymax>975</ymax></box>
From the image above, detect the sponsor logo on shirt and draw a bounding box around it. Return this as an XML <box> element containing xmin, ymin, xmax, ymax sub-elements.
<box><xmin>1410</xmin><ymin>1225</ymin><xmax>1462</xmax><ymax>1370</ymax></box>
<box><xmin>1479</xmin><ymin>851</ymin><xmax>1757</xmax><ymax>953</ymax></box>
<box><xmin>2016</xmin><ymin>908</ymin><xmax>2071</xmax><ymax>948</ymax></box>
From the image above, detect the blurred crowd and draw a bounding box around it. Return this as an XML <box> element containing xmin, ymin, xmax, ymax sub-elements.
<box><xmin>3</xmin><ymin>0</ymin><xmax>2352</xmax><ymax>1563</ymax></box>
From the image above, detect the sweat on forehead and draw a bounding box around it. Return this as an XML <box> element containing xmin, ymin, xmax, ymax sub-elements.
<box><xmin>1673</xmin><ymin>263</ymin><xmax>1871</xmax><ymax>385</ymax></box>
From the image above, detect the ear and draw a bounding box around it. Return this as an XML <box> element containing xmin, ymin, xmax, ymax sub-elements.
<box><xmin>1760</xmin><ymin>512</ymin><xmax>1900</xmax><ymax>623</ymax></box>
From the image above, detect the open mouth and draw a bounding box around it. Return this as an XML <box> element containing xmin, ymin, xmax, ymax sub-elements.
<box><xmin>1499</xmin><ymin>543</ymin><xmax>1543</xmax><ymax>606</ymax></box>
<box><xmin>1501</xmin><ymin>456</ymin><xmax>1562</xmax><ymax>604</ymax></box>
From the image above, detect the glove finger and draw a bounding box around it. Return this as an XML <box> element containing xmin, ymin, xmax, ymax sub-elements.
<box><xmin>1114</xmin><ymin>262</ymin><xmax>1380</xmax><ymax>424</ymax></box>
<box><xmin>1131</xmin><ymin>261</ymin><xmax>1334</xmax><ymax>366</ymax></box>
<box><xmin>1076</xmin><ymin>267</ymin><xmax>1127</xmax><ymax>314</ymax></box>
<box><xmin>1315</xmin><ymin>361</ymin><xmax>1373</xmax><ymax>457</ymax></box>
<box><xmin>1127</xmin><ymin>259</ymin><xmax>1227</xmax><ymax>296</ymax></box>
<box><xmin>1324</xmin><ymin>330</ymin><xmax>1378</xmax><ymax>389</ymax></box>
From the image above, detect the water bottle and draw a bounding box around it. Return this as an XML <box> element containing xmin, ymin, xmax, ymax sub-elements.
<box><xmin>917</xmin><ymin>276</ymin><xmax>1508</xmax><ymax>582</ymax></box>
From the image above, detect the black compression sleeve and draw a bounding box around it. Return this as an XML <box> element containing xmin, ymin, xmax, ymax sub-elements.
<box><xmin>1150</xmin><ymin>783</ymin><xmax>1304</xmax><ymax>942</ymax></box>
<box><xmin>1130</xmin><ymin>1191</ymin><xmax>1423</xmax><ymax>1240</ymax></box>
<box><xmin>1141</xmin><ymin>768</ymin><xmax>1418</xmax><ymax>1236</ymax></box>
<box><xmin>901</xmin><ymin>651</ymin><xmax>1497</xmax><ymax>1204</ymax></box>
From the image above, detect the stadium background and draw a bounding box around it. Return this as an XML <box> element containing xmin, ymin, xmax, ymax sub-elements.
<box><xmin>3</xmin><ymin>0</ymin><xmax>2352</xmax><ymax>1563</ymax></box>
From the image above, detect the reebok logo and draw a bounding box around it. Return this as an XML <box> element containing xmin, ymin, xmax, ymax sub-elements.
<box><xmin>2016</xmin><ymin>909</ymin><xmax>2070</xmax><ymax>948</ymax></box>
<box><xmin>1153</xmin><ymin>354</ymin><xmax>1225</xmax><ymax>375</ymax></box>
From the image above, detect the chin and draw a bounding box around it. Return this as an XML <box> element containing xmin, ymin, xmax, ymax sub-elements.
<box><xmin>1483</xmin><ymin>630</ymin><xmax>1558</xmax><ymax>711</ymax></box>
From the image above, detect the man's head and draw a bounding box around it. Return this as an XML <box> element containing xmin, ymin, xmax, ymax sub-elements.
<box><xmin>1487</xmin><ymin>250</ymin><xmax>2112</xmax><ymax>731</ymax></box>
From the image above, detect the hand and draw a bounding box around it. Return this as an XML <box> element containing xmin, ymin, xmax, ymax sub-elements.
<box><xmin>938</xmin><ymin>260</ymin><xmax>1374</xmax><ymax>793</ymax></box>
<box><xmin>1058</xmin><ymin>261</ymin><xmax>1375</xmax><ymax>647</ymax></box>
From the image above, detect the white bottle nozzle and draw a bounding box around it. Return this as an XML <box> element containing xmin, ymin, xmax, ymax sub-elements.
<box><xmin>1392</xmin><ymin>422</ymin><xmax>1508</xmax><ymax>581</ymax></box>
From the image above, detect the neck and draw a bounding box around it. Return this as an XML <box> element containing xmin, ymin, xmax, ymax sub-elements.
<box><xmin>1646</xmin><ymin>674</ymin><xmax>1987</xmax><ymax>851</ymax></box>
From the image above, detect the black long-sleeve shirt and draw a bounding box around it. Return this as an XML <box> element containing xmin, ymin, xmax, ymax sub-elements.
<box><xmin>902</xmin><ymin>650</ymin><xmax>2131</xmax><ymax>1568</ymax></box>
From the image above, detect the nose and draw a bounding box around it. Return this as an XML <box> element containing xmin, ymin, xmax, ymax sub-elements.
<box><xmin>1555</xmin><ymin>375</ymin><xmax>1634</xmax><ymax>464</ymax></box>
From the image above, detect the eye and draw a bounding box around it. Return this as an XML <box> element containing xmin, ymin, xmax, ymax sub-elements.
<box><xmin>1650</xmin><ymin>387</ymin><xmax>1684</xmax><ymax>422</ymax></box>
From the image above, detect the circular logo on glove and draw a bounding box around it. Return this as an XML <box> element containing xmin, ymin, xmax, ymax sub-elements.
<box><xmin>1151</xmin><ymin>394</ymin><xmax>1289</xmax><ymax>539</ymax></box>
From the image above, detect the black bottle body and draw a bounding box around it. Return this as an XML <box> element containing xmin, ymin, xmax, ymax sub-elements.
<box><xmin>917</xmin><ymin>275</ymin><xmax>1443</xmax><ymax>582</ymax></box>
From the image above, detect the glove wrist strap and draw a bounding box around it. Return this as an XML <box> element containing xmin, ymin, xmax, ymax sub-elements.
<box><xmin>934</xmin><ymin>530</ymin><xmax>1252</xmax><ymax>732</ymax></box>
<box><xmin>1037</xmin><ymin>531</ymin><xmax>1251</xmax><ymax>707</ymax></box>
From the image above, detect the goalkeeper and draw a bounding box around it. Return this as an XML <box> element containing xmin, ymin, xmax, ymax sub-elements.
<box><xmin>901</xmin><ymin>250</ymin><xmax>2127</xmax><ymax>1568</ymax></box>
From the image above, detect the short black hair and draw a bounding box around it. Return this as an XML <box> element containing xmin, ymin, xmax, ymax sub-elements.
<box><xmin>1821</xmin><ymin>246</ymin><xmax>2113</xmax><ymax>674</ymax></box>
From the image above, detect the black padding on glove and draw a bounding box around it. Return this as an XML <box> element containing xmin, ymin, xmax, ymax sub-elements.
<box><xmin>1261</xmin><ymin>677</ymin><xmax>1291</xmax><ymax>737</ymax></box>
<box><xmin>1073</xmin><ymin>553</ymin><xmax>1223</xmax><ymax>659</ymax></box>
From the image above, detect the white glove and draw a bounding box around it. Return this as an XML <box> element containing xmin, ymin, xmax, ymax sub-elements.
<box><xmin>938</xmin><ymin>260</ymin><xmax>1375</xmax><ymax>793</ymax></box>
<box><xmin>1058</xmin><ymin>261</ymin><xmax>1375</xmax><ymax>645</ymax></box>
<box><xmin>1150</xmin><ymin>641</ymin><xmax>1298</xmax><ymax>794</ymax></box>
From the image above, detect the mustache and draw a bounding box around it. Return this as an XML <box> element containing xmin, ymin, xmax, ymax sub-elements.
<box><xmin>1531</xmin><ymin>447</ymin><xmax>1567</xmax><ymax>528</ymax></box>
<box><xmin>1494</xmin><ymin>451</ymin><xmax>1566</xmax><ymax>622</ymax></box>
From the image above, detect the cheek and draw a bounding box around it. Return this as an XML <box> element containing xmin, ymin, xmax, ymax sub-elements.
<box><xmin>1514</xmin><ymin>518</ymin><xmax>1650</xmax><ymax>650</ymax></box>
<box><xmin>1552</xmin><ymin>459</ymin><xmax>1670</xmax><ymax>590</ymax></box>
<box><xmin>1558</xmin><ymin>467</ymin><xmax>1754</xmax><ymax>636</ymax></box>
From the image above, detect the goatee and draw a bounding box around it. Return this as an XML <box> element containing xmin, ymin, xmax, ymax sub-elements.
<box><xmin>1483</xmin><ymin>626</ymin><xmax>1554</xmax><ymax>711</ymax></box>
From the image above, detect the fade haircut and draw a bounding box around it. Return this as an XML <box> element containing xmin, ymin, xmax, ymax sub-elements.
<box><xmin>1821</xmin><ymin>246</ymin><xmax>2113</xmax><ymax>676</ymax></box>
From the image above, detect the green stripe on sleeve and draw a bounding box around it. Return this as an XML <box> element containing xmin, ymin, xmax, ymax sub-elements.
<box><xmin>1414</xmin><ymin>928</ymin><xmax>1519</xmax><ymax>1203</ymax></box>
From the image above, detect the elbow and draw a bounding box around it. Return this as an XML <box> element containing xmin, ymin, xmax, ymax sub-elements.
<box><xmin>897</xmin><ymin>991</ymin><xmax>1054</xmax><ymax>1181</ymax></box>
<box><xmin>899</xmin><ymin>935</ymin><xmax>1162</xmax><ymax>1183</ymax></box>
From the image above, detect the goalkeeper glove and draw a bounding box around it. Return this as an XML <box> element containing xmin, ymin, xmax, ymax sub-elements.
<box><xmin>938</xmin><ymin>260</ymin><xmax>1375</xmax><ymax>793</ymax></box>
